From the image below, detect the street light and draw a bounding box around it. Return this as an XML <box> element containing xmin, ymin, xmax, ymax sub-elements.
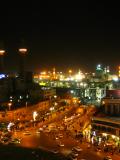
<box><xmin>8</xmin><ymin>102</ymin><xmax>12</xmax><ymax>111</ymax></box>
<box><xmin>26</xmin><ymin>94</ymin><xmax>29</xmax><ymax>108</ymax></box>
<box><xmin>68</xmin><ymin>69</ymin><xmax>72</xmax><ymax>77</ymax></box>
<box><xmin>50</xmin><ymin>107</ymin><xmax>54</xmax><ymax>111</ymax></box>
<box><xmin>33</xmin><ymin>111</ymin><xmax>38</xmax><ymax>121</ymax></box>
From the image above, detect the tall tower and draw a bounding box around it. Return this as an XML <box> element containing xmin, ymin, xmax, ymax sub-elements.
<box><xmin>0</xmin><ymin>43</ymin><xmax>5</xmax><ymax>74</ymax></box>
<box><xmin>118</xmin><ymin>66</ymin><xmax>120</xmax><ymax>78</ymax></box>
<box><xmin>96</xmin><ymin>64</ymin><xmax>103</xmax><ymax>77</ymax></box>
<box><xmin>18</xmin><ymin>47</ymin><xmax>27</xmax><ymax>79</ymax></box>
<box><xmin>53</xmin><ymin>67</ymin><xmax>56</xmax><ymax>79</ymax></box>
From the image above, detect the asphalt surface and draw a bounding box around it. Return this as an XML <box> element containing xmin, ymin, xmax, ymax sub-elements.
<box><xmin>0</xmin><ymin>104</ymin><xmax>120</xmax><ymax>160</ymax></box>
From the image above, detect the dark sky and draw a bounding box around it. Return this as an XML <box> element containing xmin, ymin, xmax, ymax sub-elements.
<box><xmin>0</xmin><ymin>2</ymin><xmax>120</xmax><ymax>73</ymax></box>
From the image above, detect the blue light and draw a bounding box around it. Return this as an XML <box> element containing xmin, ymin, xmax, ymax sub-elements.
<box><xmin>0</xmin><ymin>74</ymin><xmax>5</xmax><ymax>79</ymax></box>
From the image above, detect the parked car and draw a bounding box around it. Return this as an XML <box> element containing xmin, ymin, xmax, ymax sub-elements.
<box><xmin>72</xmin><ymin>146</ymin><xmax>83</xmax><ymax>152</ymax></box>
<box><xmin>68</xmin><ymin>156</ymin><xmax>77</xmax><ymax>160</ymax></box>
<box><xmin>9</xmin><ymin>138</ymin><xmax>21</xmax><ymax>144</ymax></box>
<box><xmin>58</xmin><ymin>142</ymin><xmax>64</xmax><ymax>147</ymax></box>
<box><xmin>59</xmin><ymin>143</ymin><xmax>64</xmax><ymax>147</ymax></box>
<box><xmin>95</xmin><ymin>147</ymin><xmax>102</xmax><ymax>152</ymax></box>
<box><xmin>52</xmin><ymin>149</ymin><xmax>59</xmax><ymax>154</ymax></box>
<box><xmin>38</xmin><ymin>127</ymin><xmax>43</xmax><ymax>131</ymax></box>
<box><xmin>55</xmin><ymin>136</ymin><xmax>59</xmax><ymax>140</ymax></box>
<box><xmin>23</xmin><ymin>131</ymin><xmax>31</xmax><ymax>135</ymax></box>
<box><xmin>103</xmin><ymin>156</ymin><xmax>112</xmax><ymax>160</ymax></box>
<box><xmin>58</xmin><ymin>134</ymin><xmax>63</xmax><ymax>138</ymax></box>
<box><xmin>70</xmin><ymin>152</ymin><xmax>79</xmax><ymax>157</ymax></box>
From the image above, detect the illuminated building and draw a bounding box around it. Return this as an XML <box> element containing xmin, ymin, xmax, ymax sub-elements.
<box><xmin>92</xmin><ymin>116</ymin><xmax>120</xmax><ymax>138</ymax></box>
<box><xmin>40</xmin><ymin>87</ymin><xmax>56</xmax><ymax>99</ymax></box>
<box><xmin>96</xmin><ymin>64</ymin><xmax>103</xmax><ymax>77</ymax></box>
<box><xmin>75</xmin><ymin>69</ymin><xmax>85</xmax><ymax>81</ymax></box>
<box><xmin>91</xmin><ymin>89</ymin><xmax>120</xmax><ymax>146</ymax></box>
<box><xmin>101</xmin><ymin>90</ymin><xmax>120</xmax><ymax>115</ymax></box>
<box><xmin>52</xmin><ymin>67</ymin><xmax>57</xmax><ymax>79</ymax></box>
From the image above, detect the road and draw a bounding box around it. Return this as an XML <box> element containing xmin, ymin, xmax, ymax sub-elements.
<box><xmin>11</xmin><ymin>128</ymin><xmax>120</xmax><ymax>160</ymax></box>
<box><xmin>0</xmin><ymin>103</ymin><xmax>120</xmax><ymax>160</ymax></box>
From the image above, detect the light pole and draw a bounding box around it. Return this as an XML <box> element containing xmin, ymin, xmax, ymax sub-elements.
<box><xmin>68</xmin><ymin>69</ymin><xmax>72</xmax><ymax>77</ymax></box>
<box><xmin>25</xmin><ymin>94</ymin><xmax>29</xmax><ymax>108</ymax></box>
<box><xmin>33</xmin><ymin>111</ymin><xmax>38</xmax><ymax>127</ymax></box>
<box><xmin>8</xmin><ymin>102</ymin><xmax>12</xmax><ymax>111</ymax></box>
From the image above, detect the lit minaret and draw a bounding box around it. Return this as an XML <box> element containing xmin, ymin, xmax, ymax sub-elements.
<box><xmin>18</xmin><ymin>47</ymin><xmax>27</xmax><ymax>78</ymax></box>
<box><xmin>53</xmin><ymin>67</ymin><xmax>56</xmax><ymax>79</ymax></box>
<box><xmin>118</xmin><ymin>66</ymin><xmax>120</xmax><ymax>78</ymax></box>
<box><xmin>0</xmin><ymin>44</ymin><xmax>5</xmax><ymax>73</ymax></box>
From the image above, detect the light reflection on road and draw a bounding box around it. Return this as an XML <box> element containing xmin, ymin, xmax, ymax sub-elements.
<box><xmin>18</xmin><ymin>131</ymin><xmax>58</xmax><ymax>150</ymax></box>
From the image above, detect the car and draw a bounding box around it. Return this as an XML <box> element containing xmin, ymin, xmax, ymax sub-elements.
<box><xmin>59</xmin><ymin>143</ymin><xmax>64</xmax><ymax>147</ymax></box>
<box><xmin>52</xmin><ymin>149</ymin><xmax>59</xmax><ymax>154</ymax></box>
<box><xmin>87</xmin><ymin>144</ymin><xmax>90</xmax><ymax>148</ymax></box>
<box><xmin>58</xmin><ymin>134</ymin><xmax>63</xmax><ymax>138</ymax></box>
<box><xmin>58</xmin><ymin>142</ymin><xmax>64</xmax><ymax>147</ymax></box>
<box><xmin>43</xmin><ymin>125</ymin><xmax>46</xmax><ymax>128</ymax></box>
<box><xmin>72</xmin><ymin>146</ymin><xmax>83</xmax><ymax>152</ymax></box>
<box><xmin>68</xmin><ymin>156</ymin><xmax>77</xmax><ymax>160</ymax></box>
<box><xmin>55</xmin><ymin>136</ymin><xmax>59</xmax><ymax>140</ymax></box>
<box><xmin>103</xmin><ymin>156</ymin><xmax>112</xmax><ymax>160</ymax></box>
<box><xmin>23</xmin><ymin>131</ymin><xmax>31</xmax><ymax>135</ymax></box>
<box><xmin>94</xmin><ymin>147</ymin><xmax>101</xmax><ymax>152</ymax></box>
<box><xmin>68</xmin><ymin>153</ymin><xmax>78</xmax><ymax>160</ymax></box>
<box><xmin>38</xmin><ymin>127</ymin><xmax>43</xmax><ymax>131</ymax></box>
<box><xmin>36</xmin><ymin>130</ymin><xmax>41</xmax><ymax>134</ymax></box>
<box><xmin>1</xmin><ymin>137</ymin><xmax>9</xmax><ymax>144</ymax></box>
<box><xmin>9</xmin><ymin>138</ymin><xmax>20</xmax><ymax>144</ymax></box>
<box><xmin>71</xmin><ymin>152</ymin><xmax>79</xmax><ymax>157</ymax></box>
<box><xmin>44</xmin><ymin>129</ymin><xmax>50</xmax><ymax>133</ymax></box>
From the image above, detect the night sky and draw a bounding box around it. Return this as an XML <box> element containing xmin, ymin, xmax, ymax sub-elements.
<box><xmin>0</xmin><ymin>2</ymin><xmax>120</xmax><ymax>73</ymax></box>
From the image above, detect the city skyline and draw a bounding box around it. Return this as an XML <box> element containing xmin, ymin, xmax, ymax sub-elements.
<box><xmin>0</xmin><ymin>2</ymin><xmax>120</xmax><ymax>72</ymax></box>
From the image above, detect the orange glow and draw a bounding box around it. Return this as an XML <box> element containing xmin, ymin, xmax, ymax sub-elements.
<box><xmin>0</xmin><ymin>50</ymin><xmax>5</xmax><ymax>56</ymax></box>
<box><xmin>119</xmin><ymin>66</ymin><xmax>120</xmax><ymax>77</ymax></box>
<box><xmin>8</xmin><ymin>102</ymin><xmax>12</xmax><ymax>110</ymax></box>
<box><xmin>69</xmin><ymin>70</ymin><xmax>72</xmax><ymax>74</ymax></box>
<box><xmin>34</xmin><ymin>75</ymin><xmax>39</xmax><ymax>78</ymax></box>
<box><xmin>41</xmin><ymin>71</ymin><xmax>46</xmax><ymax>75</ymax></box>
<box><xmin>19</xmin><ymin>48</ymin><xmax>27</xmax><ymax>54</ymax></box>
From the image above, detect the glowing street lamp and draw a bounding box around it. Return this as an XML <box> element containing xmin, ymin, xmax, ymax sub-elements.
<box><xmin>68</xmin><ymin>69</ymin><xmax>72</xmax><ymax>77</ymax></box>
<box><xmin>33</xmin><ymin>111</ymin><xmax>38</xmax><ymax>121</ymax></box>
<box><xmin>50</xmin><ymin>107</ymin><xmax>54</xmax><ymax>112</ymax></box>
<box><xmin>69</xmin><ymin>70</ymin><xmax>72</xmax><ymax>74</ymax></box>
<box><xmin>8</xmin><ymin>102</ymin><xmax>12</xmax><ymax>111</ymax></box>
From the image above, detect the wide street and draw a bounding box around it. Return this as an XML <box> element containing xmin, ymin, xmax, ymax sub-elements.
<box><xmin>0</xmin><ymin>102</ymin><xmax>120</xmax><ymax>160</ymax></box>
<box><xmin>12</xmin><ymin>126</ymin><xmax>120</xmax><ymax>160</ymax></box>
